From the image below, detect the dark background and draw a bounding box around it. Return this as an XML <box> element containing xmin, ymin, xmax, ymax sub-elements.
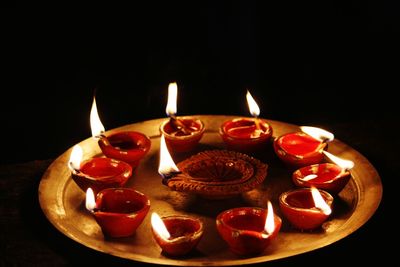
<box><xmin>0</xmin><ymin>2</ymin><xmax>398</xmax><ymax>266</ymax></box>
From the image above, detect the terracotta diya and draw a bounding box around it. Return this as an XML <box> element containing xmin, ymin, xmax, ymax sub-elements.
<box><xmin>90</xmin><ymin>97</ymin><xmax>151</xmax><ymax>168</ymax></box>
<box><xmin>216</xmin><ymin>202</ymin><xmax>281</xmax><ymax>256</ymax></box>
<box><xmin>273</xmin><ymin>126</ymin><xmax>334</xmax><ymax>168</ymax></box>
<box><xmin>160</xmin><ymin>82</ymin><xmax>205</xmax><ymax>153</ymax></box>
<box><xmin>160</xmin><ymin>147</ymin><xmax>268</xmax><ymax>199</ymax></box>
<box><xmin>151</xmin><ymin>213</ymin><xmax>204</xmax><ymax>256</ymax></box>
<box><xmin>68</xmin><ymin>145</ymin><xmax>132</xmax><ymax>194</ymax></box>
<box><xmin>219</xmin><ymin>91</ymin><xmax>273</xmax><ymax>154</ymax></box>
<box><xmin>292</xmin><ymin>151</ymin><xmax>354</xmax><ymax>194</ymax></box>
<box><xmin>279</xmin><ymin>187</ymin><xmax>333</xmax><ymax>230</ymax></box>
<box><xmin>86</xmin><ymin>188</ymin><xmax>150</xmax><ymax>238</ymax></box>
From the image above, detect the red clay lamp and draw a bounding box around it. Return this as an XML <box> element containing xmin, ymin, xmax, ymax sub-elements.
<box><xmin>274</xmin><ymin>126</ymin><xmax>334</xmax><ymax>168</ymax></box>
<box><xmin>151</xmin><ymin>212</ymin><xmax>204</xmax><ymax>256</ymax></box>
<box><xmin>90</xmin><ymin>97</ymin><xmax>151</xmax><ymax>168</ymax></box>
<box><xmin>216</xmin><ymin>202</ymin><xmax>282</xmax><ymax>256</ymax></box>
<box><xmin>85</xmin><ymin>187</ymin><xmax>150</xmax><ymax>238</ymax></box>
<box><xmin>219</xmin><ymin>90</ymin><xmax>273</xmax><ymax>154</ymax></box>
<box><xmin>279</xmin><ymin>187</ymin><xmax>333</xmax><ymax>230</ymax></box>
<box><xmin>68</xmin><ymin>145</ymin><xmax>132</xmax><ymax>194</ymax></box>
<box><xmin>292</xmin><ymin>150</ymin><xmax>354</xmax><ymax>194</ymax></box>
<box><xmin>159</xmin><ymin>82</ymin><xmax>205</xmax><ymax>153</ymax></box>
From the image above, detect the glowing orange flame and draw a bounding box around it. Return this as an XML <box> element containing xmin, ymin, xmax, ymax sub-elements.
<box><xmin>68</xmin><ymin>145</ymin><xmax>83</xmax><ymax>171</ymax></box>
<box><xmin>323</xmin><ymin>151</ymin><xmax>355</xmax><ymax>171</ymax></box>
<box><xmin>151</xmin><ymin>212</ymin><xmax>171</xmax><ymax>240</ymax></box>
<box><xmin>166</xmin><ymin>82</ymin><xmax>178</xmax><ymax>117</ymax></box>
<box><xmin>246</xmin><ymin>90</ymin><xmax>260</xmax><ymax>117</ymax></box>
<box><xmin>158</xmin><ymin>135</ymin><xmax>179</xmax><ymax>175</ymax></box>
<box><xmin>85</xmin><ymin>188</ymin><xmax>96</xmax><ymax>212</ymax></box>
<box><xmin>264</xmin><ymin>201</ymin><xmax>275</xmax><ymax>235</ymax></box>
<box><xmin>90</xmin><ymin>97</ymin><xmax>105</xmax><ymax>138</ymax></box>
<box><xmin>300</xmin><ymin>126</ymin><xmax>334</xmax><ymax>143</ymax></box>
<box><xmin>311</xmin><ymin>187</ymin><xmax>332</xmax><ymax>215</ymax></box>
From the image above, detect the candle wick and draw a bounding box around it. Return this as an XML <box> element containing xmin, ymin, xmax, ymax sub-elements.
<box><xmin>254</xmin><ymin>116</ymin><xmax>262</xmax><ymax>131</ymax></box>
<box><xmin>68</xmin><ymin>162</ymin><xmax>81</xmax><ymax>174</ymax></box>
<box><xmin>161</xmin><ymin>171</ymin><xmax>182</xmax><ymax>185</ymax></box>
<box><xmin>169</xmin><ymin>115</ymin><xmax>192</xmax><ymax>135</ymax></box>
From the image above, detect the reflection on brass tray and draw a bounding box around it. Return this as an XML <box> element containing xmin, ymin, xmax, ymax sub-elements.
<box><xmin>163</xmin><ymin>150</ymin><xmax>268</xmax><ymax>199</ymax></box>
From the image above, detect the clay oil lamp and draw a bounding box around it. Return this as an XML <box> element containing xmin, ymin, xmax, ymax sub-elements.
<box><xmin>90</xmin><ymin>97</ymin><xmax>151</xmax><ymax>168</ymax></box>
<box><xmin>159</xmin><ymin>82</ymin><xmax>205</xmax><ymax>153</ymax></box>
<box><xmin>216</xmin><ymin>202</ymin><xmax>281</xmax><ymax>256</ymax></box>
<box><xmin>151</xmin><ymin>212</ymin><xmax>204</xmax><ymax>257</ymax></box>
<box><xmin>159</xmin><ymin>135</ymin><xmax>267</xmax><ymax>200</ymax></box>
<box><xmin>279</xmin><ymin>187</ymin><xmax>333</xmax><ymax>230</ymax></box>
<box><xmin>219</xmin><ymin>90</ymin><xmax>273</xmax><ymax>154</ymax></box>
<box><xmin>274</xmin><ymin>126</ymin><xmax>334</xmax><ymax>168</ymax></box>
<box><xmin>68</xmin><ymin>145</ymin><xmax>132</xmax><ymax>194</ymax></box>
<box><xmin>85</xmin><ymin>187</ymin><xmax>150</xmax><ymax>238</ymax></box>
<box><xmin>292</xmin><ymin>150</ymin><xmax>355</xmax><ymax>194</ymax></box>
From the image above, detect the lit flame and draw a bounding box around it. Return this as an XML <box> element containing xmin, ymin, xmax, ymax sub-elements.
<box><xmin>264</xmin><ymin>201</ymin><xmax>275</xmax><ymax>235</ymax></box>
<box><xmin>323</xmin><ymin>151</ymin><xmax>355</xmax><ymax>171</ymax></box>
<box><xmin>69</xmin><ymin>145</ymin><xmax>83</xmax><ymax>171</ymax></box>
<box><xmin>300</xmin><ymin>126</ymin><xmax>334</xmax><ymax>143</ymax></box>
<box><xmin>311</xmin><ymin>187</ymin><xmax>332</xmax><ymax>215</ymax></box>
<box><xmin>158</xmin><ymin>135</ymin><xmax>179</xmax><ymax>175</ymax></box>
<box><xmin>151</xmin><ymin>212</ymin><xmax>171</xmax><ymax>240</ymax></box>
<box><xmin>85</xmin><ymin>188</ymin><xmax>96</xmax><ymax>212</ymax></box>
<box><xmin>246</xmin><ymin>90</ymin><xmax>260</xmax><ymax>117</ymax></box>
<box><xmin>90</xmin><ymin>96</ymin><xmax>105</xmax><ymax>138</ymax></box>
<box><xmin>166</xmin><ymin>82</ymin><xmax>178</xmax><ymax>117</ymax></box>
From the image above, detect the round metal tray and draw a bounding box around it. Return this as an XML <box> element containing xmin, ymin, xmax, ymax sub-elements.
<box><xmin>38</xmin><ymin>115</ymin><xmax>382</xmax><ymax>266</ymax></box>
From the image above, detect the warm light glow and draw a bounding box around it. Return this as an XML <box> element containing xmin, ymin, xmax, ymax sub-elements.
<box><xmin>300</xmin><ymin>126</ymin><xmax>334</xmax><ymax>143</ymax></box>
<box><xmin>151</xmin><ymin>212</ymin><xmax>171</xmax><ymax>240</ymax></box>
<box><xmin>311</xmin><ymin>187</ymin><xmax>332</xmax><ymax>215</ymax></box>
<box><xmin>90</xmin><ymin>96</ymin><xmax>105</xmax><ymax>138</ymax></box>
<box><xmin>301</xmin><ymin>174</ymin><xmax>318</xmax><ymax>181</ymax></box>
<box><xmin>166</xmin><ymin>82</ymin><xmax>178</xmax><ymax>117</ymax></box>
<box><xmin>246</xmin><ymin>90</ymin><xmax>260</xmax><ymax>117</ymax></box>
<box><xmin>158</xmin><ymin>135</ymin><xmax>179</xmax><ymax>175</ymax></box>
<box><xmin>323</xmin><ymin>151</ymin><xmax>355</xmax><ymax>171</ymax></box>
<box><xmin>264</xmin><ymin>201</ymin><xmax>275</xmax><ymax>235</ymax></box>
<box><xmin>85</xmin><ymin>188</ymin><xmax>96</xmax><ymax>212</ymax></box>
<box><xmin>69</xmin><ymin>145</ymin><xmax>83</xmax><ymax>171</ymax></box>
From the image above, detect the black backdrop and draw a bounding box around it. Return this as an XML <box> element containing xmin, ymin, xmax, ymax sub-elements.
<box><xmin>1</xmin><ymin>2</ymin><xmax>398</xmax><ymax>163</ymax></box>
<box><xmin>0</xmin><ymin>3</ymin><xmax>398</xmax><ymax>265</ymax></box>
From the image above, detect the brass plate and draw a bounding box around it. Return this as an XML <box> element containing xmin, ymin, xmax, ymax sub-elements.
<box><xmin>38</xmin><ymin>115</ymin><xmax>382</xmax><ymax>266</ymax></box>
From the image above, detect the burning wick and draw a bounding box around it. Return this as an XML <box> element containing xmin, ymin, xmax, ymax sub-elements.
<box><xmin>323</xmin><ymin>150</ymin><xmax>355</xmax><ymax>173</ymax></box>
<box><xmin>246</xmin><ymin>90</ymin><xmax>262</xmax><ymax>132</ymax></box>
<box><xmin>151</xmin><ymin>212</ymin><xmax>171</xmax><ymax>240</ymax></box>
<box><xmin>165</xmin><ymin>82</ymin><xmax>194</xmax><ymax>135</ymax></box>
<box><xmin>261</xmin><ymin>201</ymin><xmax>275</xmax><ymax>238</ymax></box>
<box><xmin>300</xmin><ymin>126</ymin><xmax>334</xmax><ymax>144</ymax></box>
<box><xmin>90</xmin><ymin>96</ymin><xmax>106</xmax><ymax>140</ymax></box>
<box><xmin>68</xmin><ymin>145</ymin><xmax>83</xmax><ymax>174</ymax></box>
<box><xmin>311</xmin><ymin>187</ymin><xmax>332</xmax><ymax>215</ymax></box>
<box><xmin>158</xmin><ymin>134</ymin><xmax>181</xmax><ymax>184</ymax></box>
<box><xmin>85</xmin><ymin>188</ymin><xmax>97</xmax><ymax>212</ymax></box>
